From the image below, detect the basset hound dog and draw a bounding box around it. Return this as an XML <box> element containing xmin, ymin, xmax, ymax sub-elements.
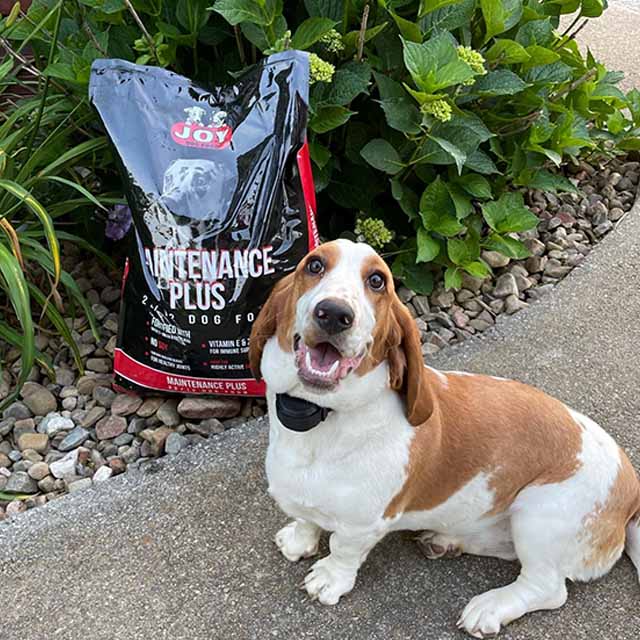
<box><xmin>249</xmin><ymin>239</ymin><xmax>640</xmax><ymax>638</ymax></box>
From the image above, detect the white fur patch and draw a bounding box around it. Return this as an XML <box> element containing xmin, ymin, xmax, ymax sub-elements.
<box><xmin>265</xmin><ymin>352</ymin><xmax>414</xmax><ymax>530</ymax></box>
<box><xmin>393</xmin><ymin>472</ymin><xmax>499</xmax><ymax>536</ymax></box>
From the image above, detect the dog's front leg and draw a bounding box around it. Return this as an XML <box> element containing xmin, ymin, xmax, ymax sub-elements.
<box><xmin>305</xmin><ymin>528</ymin><xmax>384</xmax><ymax>605</ymax></box>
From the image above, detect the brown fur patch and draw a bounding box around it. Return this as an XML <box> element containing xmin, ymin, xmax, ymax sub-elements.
<box><xmin>384</xmin><ymin>371</ymin><xmax>584</xmax><ymax>518</ymax></box>
<box><xmin>249</xmin><ymin>242</ymin><xmax>341</xmax><ymax>379</ymax></box>
<box><xmin>355</xmin><ymin>255</ymin><xmax>400</xmax><ymax>380</ymax></box>
<box><xmin>582</xmin><ymin>450</ymin><xmax>640</xmax><ymax>569</ymax></box>
<box><xmin>355</xmin><ymin>255</ymin><xmax>433</xmax><ymax>425</ymax></box>
<box><xmin>248</xmin><ymin>272</ymin><xmax>295</xmax><ymax>379</ymax></box>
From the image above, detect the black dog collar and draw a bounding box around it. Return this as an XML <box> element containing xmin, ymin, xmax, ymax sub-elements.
<box><xmin>275</xmin><ymin>393</ymin><xmax>331</xmax><ymax>432</ymax></box>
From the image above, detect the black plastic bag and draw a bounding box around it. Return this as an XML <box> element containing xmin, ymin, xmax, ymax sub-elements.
<box><xmin>89</xmin><ymin>52</ymin><xmax>318</xmax><ymax>396</ymax></box>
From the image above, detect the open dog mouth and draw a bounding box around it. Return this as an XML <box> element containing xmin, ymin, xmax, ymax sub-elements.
<box><xmin>294</xmin><ymin>335</ymin><xmax>365</xmax><ymax>390</ymax></box>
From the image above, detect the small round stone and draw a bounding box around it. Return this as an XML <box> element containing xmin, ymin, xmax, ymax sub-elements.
<box><xmin>187</xmin><ymin>419</ymin><xmax>224</xmax><ymax>437</ymax></box>
<box><xmin>177</xmin><ymin>397</ymin><xmax>242</xmax><ymax>420</ymax></box>
<box><xmin>111</xmin><ymin>394</ymin><xmax>143</xmax><ymax>416</ymax></box>
<box><xmin>80</xmin><ymin>406</ymin><xmax>107</xmax><ymax>428</ymax></box>
<box><xmin>109</xmin><ymin>458</ymin><xmax>127</xmax><ymax>474</ymax></box>
<box><xmin>93</xmin><ymin>465</ymin><xmax>113</xmax><ymax>483</ymax></box>
<box><xmin>93</xmin><ymin>386</ymin><xmax>116</xmax><ymax>408</ymax></box>
<box><xmin>136</xmin><ymin>397</ymin><xmax>165</xmax><ymax>418</ymax></box>
<box><xmin>62</xmin><ymin>396</ymin><xmax>78</xmax><ymax>411</ymax></box>
<box><xmin>17</xmin><ymin>433</ymin><xmax>48</xmax><ymax>453</ymax></box>
<box><xmin>4</xmin><ymin>471</ymin><xmax>38</xmax><ymax>494</ymax></box>
<box><xmin>6</xmin><ymin>501</ymin><xmax>27</xmax><ymax>517</ymax></box>
<box><xmin>2</xmin><ymin>402</ymin><xmax>32</xmax><ymax>421</ymax></box>
<box><xmin>481</xmin><ymin>250</ymin><xmax>510</xmax><ymax>268</ymax></box>
<box><xmin>165</xmin><ymin>432</ymin><xmax>189</xmax><ymax>455</ymax></box>
<box><xmin>95</xmin><ymin>415</ymin><xmax>127</xmax><ymax>440</ymax></box>
<box><xmin>21</xmin><ymin>383</ymin><xmax>57</xmax><ymax>416</ymax></box>
<box><xmin>157</xmin><ymin>399</ymin><xmax>180</xmax><ymax>427</ymax></box>
<box><xmin>57</xmin><ymin>427</ymin><xmax>90</xmax><ymax>452</ymax></box>
<box><xmin>493</xmin><ymin>273</ymin><xmax>519</xmax><ymax>298</ymax></box>
<box><xmin>27</xmin><ymin>462</ymin><xmax>50</xmax><ymax>481</ymax></box>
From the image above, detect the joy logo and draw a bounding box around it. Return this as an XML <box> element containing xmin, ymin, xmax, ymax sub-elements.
<box><xmin>171</xmin><ymin>106</ymin><xmax>233</xmax><ymax>149</ymax></box>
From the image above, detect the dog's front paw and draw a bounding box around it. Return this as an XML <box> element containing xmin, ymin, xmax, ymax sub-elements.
<box><xmin>304</xmin><ymin>557</ymin><xmax>356</xmax><ymax>605</ymax></box>
<box><xmin>457</xmin><ymin>581</ymin><xmax>567</xmax><ymax>638</ymax></box>
<box><xmin>275</xmin><ymin>521</ymin><xmax>320</xmax><ymax>562</ymax></box>
<box><xmin>457</xmin><ymin>588</ymin><xmax>518</xmax><ymax>638</ymax></box>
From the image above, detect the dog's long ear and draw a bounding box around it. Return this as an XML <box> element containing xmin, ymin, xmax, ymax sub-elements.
<box><xmin>388</xmin><ymin>299</ymin><xmax>434</xmax><ymax>427</ymax></box>
<box><xmin>249</xmin><ymin>273</ymin><xmax>295</xmax><ymax>380</ymax></box>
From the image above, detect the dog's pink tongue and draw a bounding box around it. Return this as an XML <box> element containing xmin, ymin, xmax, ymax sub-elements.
<box><xmin>310</xmin><ymin>343</ymin><xmax>342</xmax><ymax>371</ymax></box>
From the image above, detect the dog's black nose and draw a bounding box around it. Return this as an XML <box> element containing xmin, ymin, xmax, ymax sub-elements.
<box><xmin>314</xmin><ymin>299</ymin><xmax>354</xmax><ymax>335</ymax></box>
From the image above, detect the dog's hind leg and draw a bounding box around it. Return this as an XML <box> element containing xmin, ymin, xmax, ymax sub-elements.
<box><xmin>275</xmin><ymin>519</ymin><xmax>322</xmax><ymax>562</ymax></box>
<box><xmin>457</xmin><ymin>508</ymin><xmax>569</xmax><ymax>638</ymax></box>
<box><xmin>459</xmin><ymin>411</ymin><xmax>637</xmax><ymax>637</ymax></box>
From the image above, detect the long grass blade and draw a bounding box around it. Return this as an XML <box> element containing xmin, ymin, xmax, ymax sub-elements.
<box><xmin>20</xmin><ymin>241</ymin><xmax>101</xmax><ymax>342</ymax></box>
<box><xmin>36</xmin><ymin>137</ymin><xmax>107</xmax><ymax>178</ymax></box>
<box><xmin>0</xmin><ymin>126</ymin><xmax>32</xmax><ymax>159</ymax></box>
<box><xmin>0</xmin><ymin>243</ymin><xmax>34</xmax><ymax>406</ymax></box>
<box><xmin>0</xmin><ymin>218</ymin><xmax>24</xmax><ymax>268</ymax></box>
<box><xmin>0</xmin><ymin>94</ymin><xmax>63</xmax><ymax>132</ymax></box>
<box><xmin>0</xmin><ymin>320</ymin><xmax>55</xmax><ymax>380</ymax></box>
<box><xmin>0</xmin><ymin>178</ymin><xmax>61</xmax><ymax>285</ymax></box>
<box><xmin>21</xmin><ymin>226</ymin><xmax>119</xmax><ymax>269</ymax></box>
<box><xmin>35</xmin><ymin>175</ymin><xmax>108</xmax><ymax>211</ymax></box>
<box><xmin>15</xmin><ymin>0</ymin><xmax>64</xmax><ymax>57</ymax></box>
<box><xmin>15</xmin><ymin>103</ymin><xmax>93</xmax><ymax>183</ymax></box>
<box><xmin>24</xmin><ymin>0</ymin><xmax>64</xmax><ymax>160</ymax></box>
<box><xmin>46</xmin><ymin>196</ymin><xmax>123</xmax><ymax>219</ymax></box>
<box><xmin>0</xmin><ymin>58</ymin><xmax>13</xmax><ymax>82</ymax></box>
<box><xmin>28</xmin><ymin>282</ymin><xmax>84</xmax><ymax>373</ymax></box>
<box><xmin>0</xmin><ymin>491</ymin><xmax>34</xmax><ymax>501</ymax></box>
<box><xmin>0</xmin><ymin>97</ymin><xmax>44</xmax><ymax>138</ymax></box>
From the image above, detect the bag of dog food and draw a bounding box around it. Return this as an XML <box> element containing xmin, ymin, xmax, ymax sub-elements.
<box><xmin>89</xmin><ymin>52</ymin><xmax>318</xmax><ymax>396</ymax></box>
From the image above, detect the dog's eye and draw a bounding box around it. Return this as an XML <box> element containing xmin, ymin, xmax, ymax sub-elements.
<box><xmin>306</xmin><ymin>257</ymin><xmax>325</xmax><ymax>275</ymax></box>
<box><xmin>368</xmin><ymin>272</ymin><xmax>385</xmax><ymax>291</ymax></box>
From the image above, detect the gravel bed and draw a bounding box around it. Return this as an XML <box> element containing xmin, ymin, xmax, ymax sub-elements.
<box><xmin>0</xmin><ymin>156</ymin><xmax>638</xmax><ymax>520</ymax></box>
<box><xmin>404</xmin><ymin>157</ymin><xmax>639</xmax><ymax>355</ymax></box>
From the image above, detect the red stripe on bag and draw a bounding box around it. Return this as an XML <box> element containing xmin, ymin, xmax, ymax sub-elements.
<box><xmin>113</xmin><ymin>348</ymin><xmax>266</xmax><ymax>396</ymax></box>
<box><xmin>120</xmin><ymin>257</ymin><xmax>130</xmax><ymax>296</ymax></box>
<box><xmin>296</xmin><ymin>141</ymin><xmax>319</xmax><ymax>249</ymax></box>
